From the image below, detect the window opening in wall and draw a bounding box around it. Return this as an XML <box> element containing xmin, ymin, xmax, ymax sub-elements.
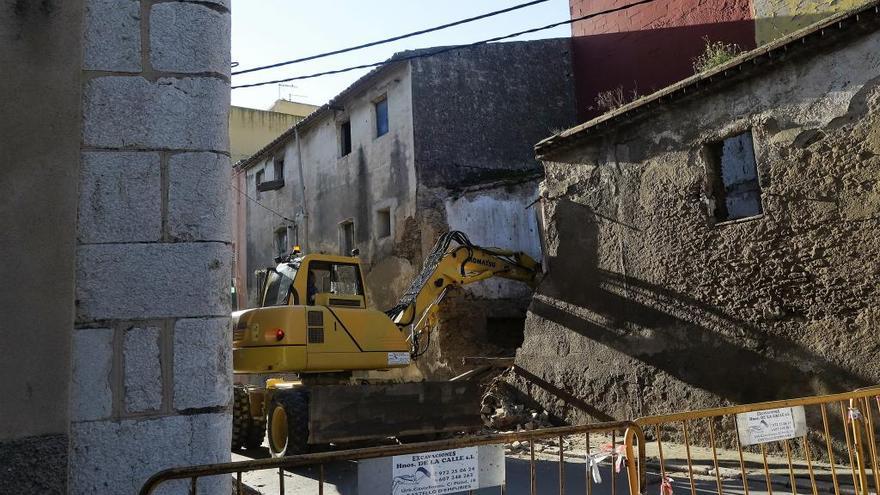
<box><xmin>375</xmin><ymin>97</ymin><xmax>388</xmax><ymax>137</ymax></box>
<box><xmin>258</xmin><ymin>157</ymin><xmax>285</xmax><ymax>191</ymax></box>
<box><xmin>274</xmin><ymin>227</ymin><xmax>288</xmax><ymax>257</ymax></box>
<box><xmin>339</xmin><ymin>220</ymin><xmax>355</xmax><ymax>256</ymax></box>
<box><xmin>273</xmin><ymin>155</ymin><xmax>284</xmax><ymax>182</ymax></box>
<box><xmin>340</xmin><ymin>120</ymin><xmax>352</xmax><ymax>156</ymax></box>
<box><xmin>376</xmin><ymin>207</ymin><xmax>391</xmax><ymax>239</ymax></box>
<box><xmin>704</xmin><ymin>130</ymin><xmax>763</xmax><ymax>222</ymax></box>
<box><xmin>255</xmin><ymin>169</ymin><xmax>264</xmax><ymax>198</ymax></box>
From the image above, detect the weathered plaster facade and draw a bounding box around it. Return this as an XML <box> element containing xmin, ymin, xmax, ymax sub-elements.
<box><xmin>2</xmin><ymin>0</ymin><xmax>232</xmax><ymax>492</ymax></box>
<box><xmin>568</xmin><ymin>0</ymin><xmax>873</xmax><ymax>119</ymax></box>
<box><xmin>236</xmin><ymin>40</ymin><xmax>577</xmax><ymax>378</ymax></box>
<box><xmin>519</xmin><ymin>8</ymin><xmax>880</xmax><ymax>425</ymax></box>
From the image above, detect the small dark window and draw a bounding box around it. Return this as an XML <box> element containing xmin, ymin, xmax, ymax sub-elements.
<box><xmin>375</xmin><ymin>97</ymin><xmax>388</xmax><ymax>137</ymax></box>
<box><xmin>376</xmin><ymin>208</ymin><xmax>391</xmax><ymax>239</ymax></box>
<box><xmin>274</xmin><ymin>227</ymin><xmax>288</xmax><ymax>257</ymax></box>
<box><xmin>705</xmin><ymin>131</ymin><xmax>763</xmax><ymax>222</ymax></box>
<box><xmin>273</xmin><ymin>155</ymin><xmax>284</xmax><ymax>181</ymax></box>
<box><xmin>339</xmin><ymin>220</ymin><xmax>355</xmax><ymax>255</ymax></box>
<box><xmin>340</xmin><ymin>121</ymin><xmax>352</xmax><ymax>156</ymax></box>
<box><xmin>255</xmin><ymin>169</ymin><xmax>265</xmax><ymax>198</ymax></box>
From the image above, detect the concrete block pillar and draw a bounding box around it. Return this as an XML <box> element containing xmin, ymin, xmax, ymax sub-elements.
<box><xmin>71</xmin><ymin>0</ymin><xmax>232</xmax><ymax>493</ymax></box>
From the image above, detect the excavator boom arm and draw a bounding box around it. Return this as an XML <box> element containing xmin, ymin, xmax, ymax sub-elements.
<box><xmin>385</xmin><ymin>232</ymin><xmax>542</xmax><ymax>357</ymax></box>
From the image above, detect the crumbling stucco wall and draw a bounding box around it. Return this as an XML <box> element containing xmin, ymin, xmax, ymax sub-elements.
<box><xmin>72</xmin><ymin>1</ymin><xmax>232</xmax><ymax>493</ymax></box>
<box><xmin>413</xmin><ymin>180</ymin><xmax>545</xmax><ymax>378</ymax></box>
<box><xmin>518</xmin><ymin>28</ymin><xmax>880</xmax><ymax>425</ymax></box>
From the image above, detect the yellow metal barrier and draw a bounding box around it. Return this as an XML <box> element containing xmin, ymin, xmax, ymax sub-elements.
<box><xmin>632</xmin><ymin>386</ymin><xmax>880</xmax><ymax>495</ymax></box>
<box><xmin>141</xmin><ymin>421</ymin><xmax>647</xmax><ymax>495</ymax></box>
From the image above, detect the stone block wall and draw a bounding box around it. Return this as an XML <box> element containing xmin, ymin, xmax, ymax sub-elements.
<box><xmin>72</xmin><ymin>0</ymin><xmax>232</xmax><ymax>493</ymax></box>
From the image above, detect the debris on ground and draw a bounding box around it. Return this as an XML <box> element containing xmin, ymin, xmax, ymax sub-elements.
<box><xmin>480</xmin><ymin>370</ymin><xmax>553</xmax><ymax>431</ymax></box>
<box><xmin>476</xmin><ymin>369</ymin><xmax>562</xmax><ymax>454</ymax></box>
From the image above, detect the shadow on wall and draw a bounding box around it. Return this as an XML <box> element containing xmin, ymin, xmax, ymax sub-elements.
<box><xmin>572</xmin><ymin>15</ymin><xmax>838</xmax><ymax>120</ymax></box>
<box><xmin>530</xmin><ymin>199</ymin><xmax>867</xmax><ymax>410</ymax></box>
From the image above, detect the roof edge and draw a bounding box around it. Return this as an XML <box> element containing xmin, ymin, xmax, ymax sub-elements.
<box><xmin>233</xmin><ymin>59</ymin><xmax>408</xmax><ymax>171</ymax></box>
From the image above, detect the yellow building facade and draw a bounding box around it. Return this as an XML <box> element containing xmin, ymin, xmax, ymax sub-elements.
<box><xmin>229</xmin><ymin>100</ymin><xmax>317</xmax><ymax>164</ymax></box>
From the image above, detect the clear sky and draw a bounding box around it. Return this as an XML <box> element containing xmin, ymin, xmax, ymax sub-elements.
<box><xmin>231</xmin><ymin>0</ymin><xmax>572</xmax><ymax>110</ymax></box>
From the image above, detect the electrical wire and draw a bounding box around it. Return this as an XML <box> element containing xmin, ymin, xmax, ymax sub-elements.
<box><xmin>232</xmin><ymin>0</ymin><xmax>551</xmax><ymax>76</ymax></box>
<box><xmin>230</xmin><ymin>183</ymin><xmax>296</xmax><ymax>223</ymax></box>
<box><xmin>232</xmin><ymin>0</ymin><xmax>657</xmax><ymax>90</ymax></box>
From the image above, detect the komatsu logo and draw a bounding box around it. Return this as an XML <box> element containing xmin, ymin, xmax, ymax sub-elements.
<box><xmin>470</xmin><ymin>257</ymin><xmax>497</xmax><ymax>268</ymax></box>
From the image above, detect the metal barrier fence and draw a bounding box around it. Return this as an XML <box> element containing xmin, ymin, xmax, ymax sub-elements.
<box><xmin>140</xmin><ymin>421</ymin><xmax>646</xmax><ymax>495</ymax></box>
<box><xmin>632</xmin><ymin>386</ymin><xmax>880</xmax><ymax>495</ymax></box>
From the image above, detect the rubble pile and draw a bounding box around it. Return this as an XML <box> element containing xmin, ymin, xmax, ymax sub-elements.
<box><xmin>480</xmin><ymin>372</ymin><xmax>553</xmax><ymax>432</ymax></box>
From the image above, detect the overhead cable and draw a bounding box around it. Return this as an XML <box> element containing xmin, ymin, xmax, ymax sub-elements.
<box><xmin>232</xmin><ymin>0</ymin><xmax>657</xmax><ymax>90</ymax></box>
<box><xmin>230</xmin><ymin>183</ymin><xmax>296</xmax><ymax>223</ymax></box>
<box><xmin>232</xmin><ymin>0</ymin><xmax>551</xmax><ymax>76</ymax></box>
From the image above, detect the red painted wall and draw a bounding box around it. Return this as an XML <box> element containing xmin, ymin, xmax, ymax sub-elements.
<box><xmin>570</xmin><ymin>0</ymin><xmax>756</xmax><ymax>119</ymax></box>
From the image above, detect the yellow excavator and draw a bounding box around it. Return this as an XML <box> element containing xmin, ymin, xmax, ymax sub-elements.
<box><xmin>231</xmin><ymin>231</ymin><xmax>541</xmax><ymax>456</ymax></box>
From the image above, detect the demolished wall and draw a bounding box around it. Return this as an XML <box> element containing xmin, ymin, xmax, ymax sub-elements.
<box><xmin>518</xmin><ymin>26</ymin><xmax>880</xmax><ymax>424</ymax></box>
<box><xmin>409</xmin><ymin>40</ymin><xmax>578</xmax><ymax>377</ymax></box>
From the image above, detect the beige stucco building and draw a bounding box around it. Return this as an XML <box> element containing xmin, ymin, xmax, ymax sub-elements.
<box><xmin>229</xmin><ymin>100</ymin><xmax>317</xmax><ymax>163</ymax></box>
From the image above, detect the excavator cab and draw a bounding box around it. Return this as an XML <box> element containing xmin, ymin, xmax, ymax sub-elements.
<box><xmin>304</xmin><ymin>260</ymin><xmax>366</xmax><ymax>308</ymax></box>
<box><xmin>258</xmin><ymin>254</ymin><xmax>366</xmax><ymax>309</ymax></box>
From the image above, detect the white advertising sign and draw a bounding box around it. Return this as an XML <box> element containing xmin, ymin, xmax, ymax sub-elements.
<box><xmin>736</xmin><ymin>406</ymin><xmax>807</xmax><ymax>446</ymax></box>
<box><xmin>391</xmin><ymin>447</ymin><xmax>479</xmax><ymax>495</ymax></box>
